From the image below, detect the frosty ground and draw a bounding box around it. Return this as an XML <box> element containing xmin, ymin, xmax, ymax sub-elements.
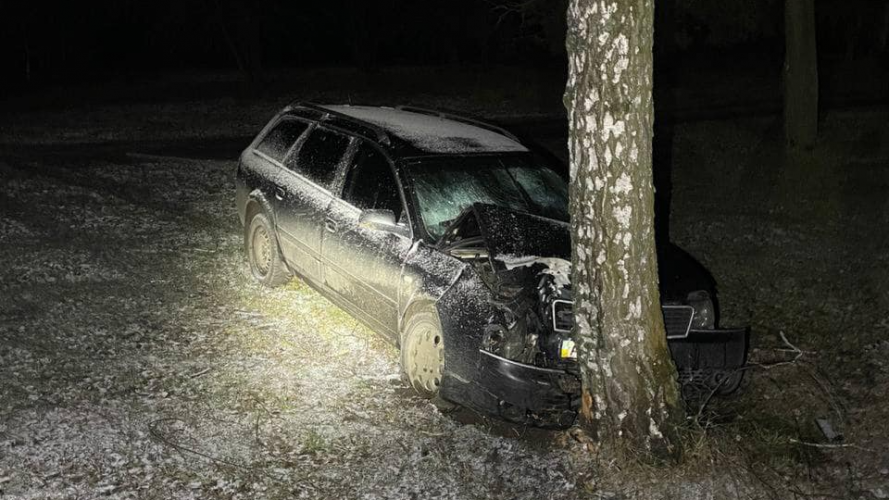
<box><xmin>1</xmin><ymin>71</ymin><xmax>888</xmax><ymax>499</ymax></box>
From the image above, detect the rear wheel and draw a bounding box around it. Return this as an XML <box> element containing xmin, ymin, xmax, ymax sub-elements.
<box><xmin>245</xmin><ymin>211</ymin><xmax>290</xmax><ymax>287</ymax></box>
<box><xmin>401</xmin><ymin>310</ymin><xmax>445</xmax><ymax>399</ymax></box>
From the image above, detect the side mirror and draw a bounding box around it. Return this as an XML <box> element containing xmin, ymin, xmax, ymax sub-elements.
<box><xmin>359</xmin><ymin>209</ymin><xmax>410</xmax><ymax>238</ymax></box>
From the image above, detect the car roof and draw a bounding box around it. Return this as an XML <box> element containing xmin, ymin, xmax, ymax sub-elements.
<box><xmin>311</xmin><ymin>105</ymin><xmax>529</xmax><ymax>156</ymax></box>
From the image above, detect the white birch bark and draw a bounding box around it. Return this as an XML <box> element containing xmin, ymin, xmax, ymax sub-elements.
<box><xmin>564</xmin><ymin>0</ymin><xmax>683</xmax><ymax>459</ymax></box>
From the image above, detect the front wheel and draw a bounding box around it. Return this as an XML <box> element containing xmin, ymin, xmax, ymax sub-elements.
<box><xmin>245</xmin><ymin>211</ymin><xmax>290</xmax><ymax>287</ymax></box>
<box><xmin>400</xmin><ymin>310</ymin><xmax>445</xmax><ymax>399</ymax></box>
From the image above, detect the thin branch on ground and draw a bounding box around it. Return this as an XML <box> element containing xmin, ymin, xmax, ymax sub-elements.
<box><xmin>804</xmin><ymin>367</ymin><xmax>847</xmax><ymax>423</ymax></box>
<box><xmin>188</xmin><ymin>367</ymin><xmax>211</xmax><ymax>379</ymax></box>
<box><xmin>147</xmin><ymin>417</ymin><xmax>318</xmax><ymax>490</ymax></box>
<box><xmin>693</xmin><ymin>370</ymin><xmax>738</xmax><ymax>425</ymax></box>
<box><xmin>788</xmin><ymin>438</ymin><xmax>875</xmax><ymax>453</ymax></box>
<box><xmin>749</xmin><ymin>331</ymin><xmax>806</xmax><ymax>370</ymax></box>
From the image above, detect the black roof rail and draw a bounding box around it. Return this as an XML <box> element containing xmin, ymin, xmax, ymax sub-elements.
<box><xmin>288</xmin><ymin>102</ymin><xmax>391</xmax><ymax>146</ymax></box>
<box><xmin>395</xmin><ymin>105</ymin><xmax>520</xmax><ymax>142</ymax></box>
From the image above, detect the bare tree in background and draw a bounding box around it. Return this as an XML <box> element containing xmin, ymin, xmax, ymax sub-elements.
<box><xmin>784</xmin><ymin>0</ymin><xmax>818</xmax><ymax>150</ymax></box>
<box><xmin>564</xmin><ymin>0</ymin><xmax>684</xmax><ymax>459</ymax></box>
<box><xmin>211</xmin><ymin>0</ymin><xmax>263</xmax><ymax>83</ymax></box>
<box><xmin>880</xmin><ymin>3</ymin><xmax>889</xmax><ymax>53</ymax></box>
<box><xmin>490</xmin><ymin>0</ymin><xmax>568</xmax><ymax>58</ymax></box>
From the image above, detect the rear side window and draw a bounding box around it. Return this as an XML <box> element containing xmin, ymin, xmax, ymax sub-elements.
<box><xmin>292</xmin><ymin>128</ymin><xmax>350</xmax><ymax>189</ymax></box>
<box><xmin>255</xmin><ymin>118</ymin><xmax>309</xmax><ymax>162</ymax></box>
<box><xmin>342</xmin><ymin>145</ymin><xmax>403</xmax><ymax>221</ymax></box>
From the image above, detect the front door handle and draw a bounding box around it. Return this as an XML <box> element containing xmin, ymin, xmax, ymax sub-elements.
<box><xmin>274</xmin><ymin>187</ymin><xmax>285</xmax><ymax>200</ymax></box>
<box><xmin>324</xmin><ymin>219</ymin><xmax>338</xmax><ymax>233</ymax></box>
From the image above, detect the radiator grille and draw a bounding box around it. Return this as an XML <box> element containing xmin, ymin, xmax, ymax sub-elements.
<box><xmin>662</xmin><ymin>305</ymin><xmax>694</xmax><ymax>339</ymax></box>
<box><xmin>550</xmin><ymin>302</ymin><xmax>694</xmax><ymax>339</ymax></box>
<box><xmin>552</xmin><ymin>300</ymin><xmax>573</xmax><ymax>332</ymax></box>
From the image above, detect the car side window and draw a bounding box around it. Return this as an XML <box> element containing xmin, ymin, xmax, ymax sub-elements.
<box><xmin>342</xmin><ymin>145</ymin><xmax>403</xmax><ymax>222</ymax></box>
<box><xmin>290</xmin><ymin>128</ymin><xmax>350</xmax><ymax>190</ymax></box>
<box><xmin>255</xmin><ymin>118</ymin><xmax>309</xmax><ymax>162</ymax></box>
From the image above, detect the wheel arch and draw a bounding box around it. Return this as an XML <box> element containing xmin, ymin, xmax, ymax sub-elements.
<box><xmin>398</xmin><ymin>297</ymin><xmax>439</xmax><ymax>348</ymax></box>
<box><xmin>245</xmin><ymin>189</ymin><xmax>275</xmax><ymax>228</ymax></box>
<box><xmin>244</xmin><ymin>189</ymin><xmax>288</xmax><ymax>271</ymax></box>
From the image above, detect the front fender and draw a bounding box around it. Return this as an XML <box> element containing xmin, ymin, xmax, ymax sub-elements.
<box><xmin>432</xmin><ymin>268</ymin><xmax>500</xmax><ymax>401</ymax></box>
<box><xmin>397</xmin><ymin>242</ymin><xmax>467</xmax><ymax>333</ymax></box>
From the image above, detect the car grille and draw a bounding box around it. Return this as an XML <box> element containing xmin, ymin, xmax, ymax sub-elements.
<box><xmin>552</xmin><ymin>300</ymin><xmax>573</xmax><ymax>333</ymax></box>
<box><xmin>550</xmin><ymin>302</ymin><xmax>694</xmax><ymax>339</ymax></box>
<box><xmin>662</xmin><ymin>305</ymin><xmax>694</xmax><ymax>339</ymax></box>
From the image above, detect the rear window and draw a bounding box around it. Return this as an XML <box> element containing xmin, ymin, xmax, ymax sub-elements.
<box><xmin>255</xmin><ymin>118</ymin><xmax>309</xmax><ymax>162</ymax></box>
<box><xmin>292</xmin><ymin>128</ymin><xmax>351</xmax><ymax>189</ymax></box>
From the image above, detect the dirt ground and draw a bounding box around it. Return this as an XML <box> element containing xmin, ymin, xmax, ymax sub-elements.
<box><xmin>1</xmin><ymin>74</ymin><xmax>888</xmax><ymax>499</ymax></box>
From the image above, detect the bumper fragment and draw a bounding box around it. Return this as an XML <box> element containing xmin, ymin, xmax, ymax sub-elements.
<box><xmin>668</xmin><ymin>327</ymin><xmax>749</xmax><ymax>372</ymax></box>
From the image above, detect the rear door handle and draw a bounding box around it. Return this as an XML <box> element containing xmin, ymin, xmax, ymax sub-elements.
<box><xmin>274</xmin><ymin>187</ymin><xmax>285</xmax><ymax>200</ymax></box>
<box><xmin>325</xmin><ymin>219</ymin><xmax>338</xmax><ymax>233</ymax></box>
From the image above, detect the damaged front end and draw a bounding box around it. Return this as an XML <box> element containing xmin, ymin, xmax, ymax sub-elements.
<box><xmin>438</xmin><ymin>203</ymin><xmax>749</xmax><ymax>426</ymax></box>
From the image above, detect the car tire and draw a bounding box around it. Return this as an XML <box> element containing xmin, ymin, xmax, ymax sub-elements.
<box><xmin>245</xmin><ymin>211</ymin><xmax>290</xmax><ymax>287</ymax></box>
<box><xmin>400</xmin><ymin>309</ymin><xmax>445</xmax><ymax>399</ymax></box>
<box><xmin>714</xmin><ymin>369</ymin><xmax>745</xmax><ymax>396</ymax></box>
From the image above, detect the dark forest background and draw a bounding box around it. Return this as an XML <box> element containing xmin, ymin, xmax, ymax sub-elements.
<box><xmin>1</xmin><ymin>0</ymin><xmax>886</xmax><ymax>89</ymax></box>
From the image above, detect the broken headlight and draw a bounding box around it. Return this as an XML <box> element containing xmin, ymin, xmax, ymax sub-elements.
<box><xmin>687</xmin><ymin>290</ymin><xmax>715</xmax><ymax>329</ymax></box>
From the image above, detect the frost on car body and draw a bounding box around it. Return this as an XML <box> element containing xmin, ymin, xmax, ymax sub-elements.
<box><xmin>236</xmin><ymin>103</ymin><xmax>749</xmax><ymax>427</ymax></box>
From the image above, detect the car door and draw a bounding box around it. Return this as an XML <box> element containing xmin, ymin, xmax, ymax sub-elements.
<box><xmin>275</xmin><ymin>125</ymin><xmax>353</xmax><ymax>284</ymax></box>
<box><xmin>322</xmin><ymin>142</ymin><xmax>412</xmax><ymax>340</ymax></box>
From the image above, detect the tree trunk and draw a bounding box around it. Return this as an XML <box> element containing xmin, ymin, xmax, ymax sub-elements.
<box><xmin>23</xmin><ymin>33</ymin><xmax>31</xmax><ymax>83</ymax></box>
<box><xmin>784</xmin><ymin>0</ymin><xmax>818</xmax><ymax>150</ymax></box>
<box><xmin>878</xmin><ymin>3</ymin><xmax>889</xmax><ymax>53</ymax></box>
<box><xmin>564</xmin><ymin>0</ymin><xmax>684</xmax><ymax>460</ymax></box>
<box><xmin>211</xmin><ymin>0</ymin><xmax>246</xmax><ymax>79</ymax></box>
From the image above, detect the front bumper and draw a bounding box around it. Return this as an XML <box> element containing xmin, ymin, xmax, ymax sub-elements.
<box><xmin>476</xmin><ymin>350</ymin><xmax>580</xmax><ymax>412</ymax></box>
<box><xmin>441</xmin><ymin>349</ymin><xmax>580</xmax><ymax>427</ymax></box>
<box><xmin>442</xmin><ymin>327</ymin><xmax>748</xmax><ymax>427</ymax></box>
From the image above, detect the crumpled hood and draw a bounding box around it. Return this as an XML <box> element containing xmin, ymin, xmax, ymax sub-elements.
<box><xmin>441</xmin><ymin>203</ymin><xmax>714</xmax><ymax>297</ymax></box>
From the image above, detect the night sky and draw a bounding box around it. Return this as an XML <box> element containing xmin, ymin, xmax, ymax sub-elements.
<box><xmin>1</xmin><ymin>0</ymin><xmax>883</xmax><ymax>83</ymax></box>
